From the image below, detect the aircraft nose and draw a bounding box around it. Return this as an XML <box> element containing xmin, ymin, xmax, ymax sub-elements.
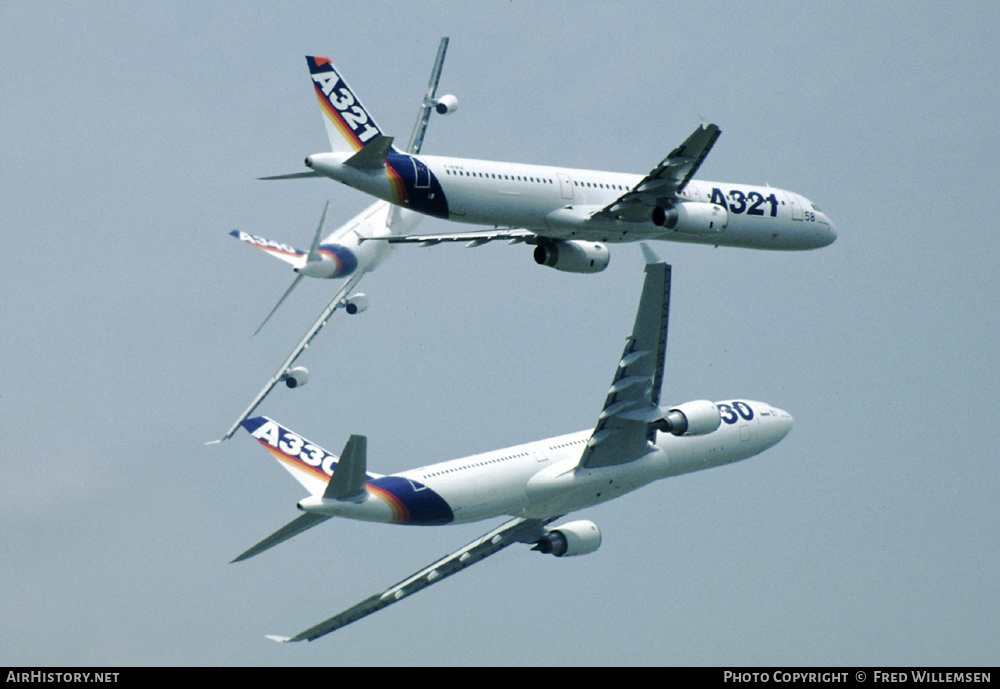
<box><xmin>823</xmin><ymin>220</ymin><xmax>837</xmax><ymax>246</ymax></box>
<box><xmin>771</xmin><ymin>408</ymin><xmax>794</xmax><ymax>439</ymax></box>
<box><xmin>817</xmin><ymin>214</ymin><xmax>837</xmax><ymax>247</ymax></box>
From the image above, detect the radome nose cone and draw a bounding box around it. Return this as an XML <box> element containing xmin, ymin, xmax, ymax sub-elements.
<box><xmin>823</xmin><ymin>222</ymin><xmax>837</xmax><ymax>246</ymax></box>
<box><xmin>776</xmin><ymin>410</ymin><xmax>794</xmax><ymax>438</ymax></box>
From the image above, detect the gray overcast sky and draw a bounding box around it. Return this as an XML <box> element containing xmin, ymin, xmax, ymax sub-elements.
<box><xmin>2</xmin><ymin>1</ymin><xmax>997</xmax><ymax>667</ymax></box>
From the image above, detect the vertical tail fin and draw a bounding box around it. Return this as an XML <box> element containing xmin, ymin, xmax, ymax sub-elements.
<box><xmin>307</xmin><ymin>56</ymin><xmax>387</xmax><ymax>153</ymax></box>
<box><xmin>243</xmin><ymin>417</ymin><xmax>341</xmax><ymax>496</ymax></box>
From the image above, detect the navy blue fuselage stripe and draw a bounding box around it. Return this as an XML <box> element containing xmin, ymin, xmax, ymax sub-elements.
<box><xmin>368</xmin><ymin>475</ymin><xmax>455</xmax><ymax>525</ymax></box>
<box><xmin>316</xmin><ymin>243</ymin><xmax>359</xmax><ymax>275</ymax></box>
<box><xmin>386</xmin><ymin>152</ymin><xmax>450</xmax><ymax>219</ymax></box>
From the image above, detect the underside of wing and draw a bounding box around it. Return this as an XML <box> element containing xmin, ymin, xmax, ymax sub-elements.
<box><xmin>579</xmin><ymin>258</ymin><xmax>671</xmax><ymax>469</ymax></box>
<box><xmin>597</xmin><ymin>123</ymin><xmax>721</xmax><ymax>222</ymax></box>
<box><xmin>379</xmin><ymin>228</ymin><xmax>537</xmax><ymax>247</ymax></box>
<box><xmin>270</xmin><ymin>517</ymin><xmax>555</xmax><ymax>642</ymax></box>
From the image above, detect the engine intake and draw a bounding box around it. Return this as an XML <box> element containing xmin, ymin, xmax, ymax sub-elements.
<box><xmin>533</xmin><ymin>240</ymin><xmax>610</xmax><ymax>274</ymax></box>
<box><xmin>653</xmin><ymin>399</ymin><xmax>722</xmax><ymax>436</ymax></box>
<box><xmin>433</xmin><ymin>94</ymin><xmax>459</xmax><ymax>115</ymax></box>
<box><xmin>342</xmin><ymin>293</ymin><xmax>369</xmax><ymax>315</ymax></box>
<box><xmin>532</xmin><ymin>520</ymin><xmax>602</xmax><ymax>557</ymax></box>
<box><xmin>280</xmin><ymin>366</ymin><xmax>309</xmax><ymax>389</ymax></box>
<box><xmin>651</xmin><ymin>202</ymin><xmax>728</xmax><ymax>235</ymax></box>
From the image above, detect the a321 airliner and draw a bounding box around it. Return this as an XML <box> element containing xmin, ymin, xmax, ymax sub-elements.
<box><xmin>234</xmin><ymin>249</ymin><xmax>794</xmax><ymax>642</ymax></box>
<box><xmin>265</xmin><ymin>53</ymin><xmax>836</xmax><ymax>274</ymax></box>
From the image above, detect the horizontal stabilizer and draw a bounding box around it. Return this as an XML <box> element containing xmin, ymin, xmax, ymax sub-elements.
<box><xmin>344</xmin><ymin>135</ymin><xmax>394</xmax><ymax>170</ymax></box>
<box><xmin>259</xmin><ymin>171</ymin><xmax>323</xmax><ymax>180</ymax></box>
<box><xmin>323</xmin><ymin>435</ymin><xmax>368</xmax><ymax>500</ymax></box>
<box><xmin>231</xmin><ymin>512</ymin><xmax>330</xmax><ymax>563</ymax></box>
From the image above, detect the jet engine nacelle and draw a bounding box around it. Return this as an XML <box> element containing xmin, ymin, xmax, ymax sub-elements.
<box><xmin>532</xmin><ymin>520</ymin><xmax>602</xmax><ymax>557</ymax></box>
<box><xmin>342</xmin><ymin>293</ymin><xmax>369</xmax><ymax>315</ymax></box>
<box><xmin>653</xmin><ymin>399</ymin><xmax>722</xmax><ymax>436</ymax></box>
<box><xmin>533</xmin><ymin>240</ymin><xmax>610</xmax><ymax>274</ymax></box>
<box><xmin>651</xmin><ymin>202</ymin><xmax>728</xmax><ymax>235</ymax></box>
<box><xmin>281</xmin><ymin>366</ymin><xmax>309</xmax><ymax>389</ymax></box>
<box><xmin>433</xmin><ymin>94</ymin><xmax>459</xmax><ymax>115</ymax></box>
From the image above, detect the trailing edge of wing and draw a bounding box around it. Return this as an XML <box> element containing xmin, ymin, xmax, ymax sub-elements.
<box><xmin>579</xmin><ymin>262</ymin><xmax>671</xmax><ymax>469</ymax></box>
<box><xmin>269</xmin><ymin>517</ymin><xmax>555</xmax><ymax>642</ymax></box>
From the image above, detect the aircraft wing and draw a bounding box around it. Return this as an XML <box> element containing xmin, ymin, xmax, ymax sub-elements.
<box><xmin>579</xmin><ymin>248</ymin><xmax>671</xmax><ymax>469</ymax></box>
<box><xmin>267</xmin><ymin>516</ymin><xmax>555</xmax><ymax>642</ymax></box>
<box><xmin>596</xmin><ymin>123</ymin><xmax>721</xmax><ymax>222</ymax></box>
<box><xmin>405</xmin><ymin>37</ymin><xmax>449</xmax><ymax>156</ymax></box>
<box><xmin>377</xmin><ymin>227</ymin><xmax>537</xmax><ymax>247</ymax></box>
<box><xmin>210</xmin><ymin>271</ymin><xmax>367</xmax><ymax>443</ymax></box>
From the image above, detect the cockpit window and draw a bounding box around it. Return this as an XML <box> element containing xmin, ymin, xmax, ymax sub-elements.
<box><xmin>810</xmin><ymin>203</ymin><xmax>822</xmax><ymax>212</ymax></box>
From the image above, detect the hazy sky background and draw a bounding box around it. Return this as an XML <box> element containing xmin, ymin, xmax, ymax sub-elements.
<box><xmin>3</xmin><ymin>1</ymin><xmax>997</xmax><ymax>667</ymax></box>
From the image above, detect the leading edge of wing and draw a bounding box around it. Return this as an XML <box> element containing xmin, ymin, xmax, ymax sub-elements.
<box><xmin>268</xmin><ymin>517</ymin><xmax>555</xmax><ymax>642</ymax></box>
<box><xmin>597</xmin><ymin>123</ymin><xmax>720</xmax><ymax>221</ymax></box>
<box><xmin>209</xmin><ymin>271</ymin><xmax>367</xmax><ymax>444</ymax></box>
<box><xmin>578</xmin><ymin>258</ymin><xmax>671</xmax><ymax>469</ymax></box>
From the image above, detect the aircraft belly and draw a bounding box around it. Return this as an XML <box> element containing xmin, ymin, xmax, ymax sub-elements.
<box><xmin>417</xmin><ymin>470</ymin><xmax>529</xmax><ymax>525</ymax></box>
<box><xmin>444</xmin><ymin>187</ymin><xmax>555</xmax><ymax>231</ymax></box>
<box><xmin>523</xmin><ymin>450</ymin><xmax>667</xmax><ymax>517</ymax></box>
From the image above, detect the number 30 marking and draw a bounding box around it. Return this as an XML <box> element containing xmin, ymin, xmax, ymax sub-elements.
<box><xmin>718</xmin><ymin>401</ymin><xmax>754</xmax><ymax>424</ymax></box>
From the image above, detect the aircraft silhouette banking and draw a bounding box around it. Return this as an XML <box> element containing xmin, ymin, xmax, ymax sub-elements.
<box><xmin>235</xmin><ymin>250</ymin><xmax>794</xmax><ymax>642</ymax></box>
<box><xmin>272</xmin><ymin>53</ymin><xmax>836</xmax><ymax>273</ymax></box>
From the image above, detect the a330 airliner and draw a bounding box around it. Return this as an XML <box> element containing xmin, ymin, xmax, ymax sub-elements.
<box><xmin>234</xmin><ymin>249</ymin><xmax>794</xmax><ymax>642</ymax></box>
<box><xmin>266</xmin><ymin>53</ymin><xmax>836</xmax><ymax>274</ymax></box>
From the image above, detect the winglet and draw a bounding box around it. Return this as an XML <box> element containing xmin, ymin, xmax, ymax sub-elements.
<box><xmin>640</xmin><ymin>242</ymin><xmax>661</xmax><ymax>265</ymax></box>
<box><xmin>265</xmin><ymin>635</ymin><xmax>295</xmax><ymax>643</ymax></box>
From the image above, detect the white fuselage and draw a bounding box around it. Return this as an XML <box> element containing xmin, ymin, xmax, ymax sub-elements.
<box><xmin>311</xmin><ymin>200</ymin><xmax>425</xmax><ymax>277</ymax></box>
<box><xmin>296</xmin><ymin>399</ymin><xmax>793</xmax><ymax>525</ymax></box>
<box><xmin>304</xmin><ymin>150</ymin><xmax>837</xmax><ymax>251</ymax></box>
